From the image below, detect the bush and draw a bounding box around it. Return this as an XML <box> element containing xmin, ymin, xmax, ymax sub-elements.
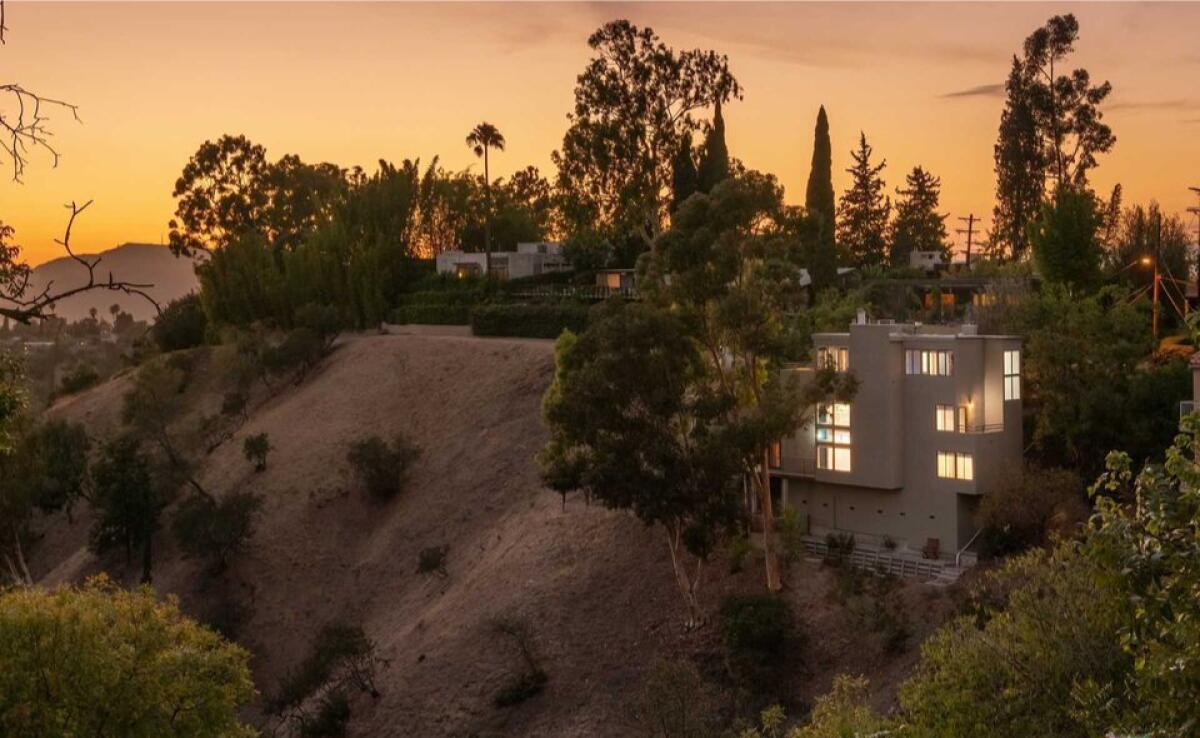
<box><xmin>264</xmin><ymin>328</ymin><xmax>326</xmax><ymax>380</ymax></box>
<box><xmin>470</xmin><ymin>302</ymin><xmax>591</xmax><ymax>338</ymax></box>
<box><xmin>976</xmin><ymin>465</ymin><xmax>1087</xmax><ymax>559</ymax></box>
<box><xmin>152</xmin><ymin>294</ymin><xmax>208</xmax><ymax>352</ymax></box>
<box><xmin>490</xmin><ymin>616</ymin><xmax>546</xmax><ymax>708</ymax></box>
<box><xmin>728</xmin><ymin>530</ymin><xmax>753</xmax><ymax>573</ymax></box>
<box><xmin>271</xmin><ymin>622</ymin><xmax>382</xmax><ymax>715</ymax></box>
<box><xmin>299</xmin><ymin>691</ymin><xmax>352</xmax><ymax>738</ymax></box>
<box><xmin>390</xmin><ymin>303</ymin><xmax>472</xmax><ymax>325</ymax></box>
<box><xmin>824</xmin><ymin>532</ymin><xmax>856</xmax><ymax>565</ymax></box>
<box><xmin>494</xmin><ymin>670</ymin><xmax>548</xmax><ymax>708</ymax></box>
<box><xmin>58</xmin><ymin>363</ymin><xmax>99</xmax><ymax>396</ymax></box>
<box><xmin>416</xmin><ymin>545</ymin><xmax>449</xmax><ymax>577</ymax></box>
<box><xmin>777</xmin><ymin>507</ymin><xmax>808</xmax><ymax>564</ymax></box>
<box><xmin>172</xmin><ymin>490</ymin><xmax>264</xmax><ymax>572</ymax></box>
<box><xmin>346</xmin><ymin>434</ymin><xmax>421</xmax><ymax>500</ymax></box>
<box><xmin>628</xmin><ymin>658</ymin><xmax>720</xmax><ymax>738</ymax></box>
<box><xmin>243</xmin><ymin>432</ymin><xmax>271</xmax><ymax>472</ymax></box>
<box><xmin>718</xmin><ymin>594</ymin><xmax>794</xmax><ymax>694</ymax></box>
<box><xmin>294</xmin><ymin>303</ymin><xmax>342</xmax><ymax>350</ymax></box>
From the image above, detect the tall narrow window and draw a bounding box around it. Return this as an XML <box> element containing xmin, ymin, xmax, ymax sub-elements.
<box><xmin>769</xmin><ymin>441</ymin><xmax>782</xmax><ymax>469</ymax></box>
<box><xmin>935</xmin><ymin>405</ymin><xmax>956</xmax><ymax>432</ymax></box>
<box><xmin>957</xmin><ymin>405</ymin><xmax>969</xmax><ymax>432</ymax></box>
<box><xmin>1004</xmin><ymin>350</ymin><xmax>1021</xmax><ymax>400</ymax></box>
<box><xmin>816</xmin><ymin>402</ymin><xmax>852</xmax><ymax>472</ymax></box>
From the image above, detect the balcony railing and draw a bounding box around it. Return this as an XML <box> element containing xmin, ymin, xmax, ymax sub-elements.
<box><xmin>1181</xmin><ymin>401</ymin><xmax>1196</xmax><ymax>420</ymax></box>
<box><xmin>960</xmin><ymin>422</ymin><xmax>1005</xmax><ymax>434</ymax></box>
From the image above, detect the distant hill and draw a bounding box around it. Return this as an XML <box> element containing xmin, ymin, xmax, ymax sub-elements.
<box><xmin>27</xmin><ymin>243</ymin><xmax>199</xmax><ymax>323</ymax></box>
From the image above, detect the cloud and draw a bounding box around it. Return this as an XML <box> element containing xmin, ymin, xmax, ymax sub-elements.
<box><xmin>941</xmin><ymin>83</ymin><xmax>1005</xmax><ymax>99</ymax></box>
<box><xmin>1109</xmin><ymin>98</ymin><xmax>1199</xmax><ymax>112</ymax></box>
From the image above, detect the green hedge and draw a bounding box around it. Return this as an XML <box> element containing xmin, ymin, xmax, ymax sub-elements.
<box><xmin>470</xmin><ymin>303</ymin><xmax>590</xmax><ymax>338</ymax></box>
<box><xmin>390</xmin><ymin>304</ymin><xmax>471</xmax><ymax>325</ymax></box>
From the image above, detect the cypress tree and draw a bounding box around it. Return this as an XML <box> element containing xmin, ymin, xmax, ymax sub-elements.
<box><xmin>696</xmin><ymin>99</ymin><xmax>730</xmax><ymax>193</ymax></box>
<box><xmin>992</xmin><ymin>57</ymin><xmax>1045</xmax><ymax>260</ymax></box>
<box><xmin>805</xmin><ymin>106</ymin><xmax>837</xmax><ymax>290</ymax></box>
<box><xmin>890</xmin><ymin>166</ymin><xmax>949</xmax><ymax>267</ymax></box>
<box><xmin>836</xmin><ymin>132</ymin><xmax>890</xmax><ymax>269</ymax></box>
<box><xmin>670</xmin><ymin>133</ymin><xmax>699</xmax><ymax>213</ymax></box>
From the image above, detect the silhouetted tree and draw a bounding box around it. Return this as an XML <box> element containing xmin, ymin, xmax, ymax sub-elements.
<box><xmin>465</xmin><ymin>122</ymin><xmax>506</xmax><ymax>269</ymax></box>
<box><xmin>993</xmin><ymin>58</ymin><xmax>1046</xmax><ymax>260</ymax></box>
<box><xmin>89</xmin><ymin>435</ymin><xmax>169</xmax><ymax>583</ymax></box>
<box><xmin>670</xmin><ymin>133</ymin><xmax>699</xmax><ymax>213</ymax></box>
<box><xmin>1030</xmin><ymin>186</ymin><xmax>1102</xmax><ymax>288</ymax></box>
<box><xmin>805</xmin><ymin>106</ymin><xmax>838</xmax><ymax>290</ymax></box>
<box><xmin>890</xmin><ymin>166</ymin><xmax>949</xmax><ymax>266</ymax></box>
<box><xmin>837</xmin><ymin>133</ymin><xmax>890</xmax><ymax>268</ymax></box>
<box><xmin>696</xmin><ymin>98</ymin><xmax>730</xmax><ymax>193</ymax></box>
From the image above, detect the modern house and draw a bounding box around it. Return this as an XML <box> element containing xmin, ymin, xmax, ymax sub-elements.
<box><xmin>908</xmin><ymin>250</ymin><xmax>947</xmax><ymax>275</ymax></box>
<box><xmin>435</xmin><ymin>241</ymin><xmax>569</xmax><ymax>280</ymax></box>
<box><xmin>770</xmin><ymin>313</ymin><xmax>1023</xmax><ymax>561</ymax></box>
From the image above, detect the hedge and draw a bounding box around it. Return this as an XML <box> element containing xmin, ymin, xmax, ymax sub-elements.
<box><xmin>470</xmin><ymin>303</ymin><xmax>590</xmax><ymax>339</ymax></box>
<box><xmin>390</xmin><ymin>304</ymin><xmax>471</xmax><ymax>325</ymax></box>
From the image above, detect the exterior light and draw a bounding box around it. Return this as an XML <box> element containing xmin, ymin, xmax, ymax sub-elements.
<box><xmin>1141</xmin><ymin>256</ymin><xmax>1153</xmax><ymax>266</ymax></box>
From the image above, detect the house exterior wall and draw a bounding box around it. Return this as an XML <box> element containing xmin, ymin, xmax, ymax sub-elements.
<box><xmin>772</xmin><ymin>320</ymin><xmax>1022</xmax><ymax>559</ymax></box>
<box><xmin>435</xmin><ymin>246</ymin><xmax>569</xmax><ymax>279</ymax></box>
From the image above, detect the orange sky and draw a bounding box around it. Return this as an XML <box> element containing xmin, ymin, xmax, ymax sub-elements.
<box><xmin>3</xmin><ymin>2</ymin><xmax>1199</xmax><ymax>265</ymax></box>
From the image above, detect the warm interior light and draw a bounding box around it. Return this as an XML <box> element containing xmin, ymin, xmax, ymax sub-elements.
<box><xmin>1141</xmin><ymin>256</ymin><xmax>1153</xmax><ymax>266</ymax></box>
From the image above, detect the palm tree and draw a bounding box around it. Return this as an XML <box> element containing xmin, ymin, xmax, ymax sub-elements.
<box><xmin>465</xmin><ymin>122</ymin><xmax>506</xmax><ymax>274</ymax></box>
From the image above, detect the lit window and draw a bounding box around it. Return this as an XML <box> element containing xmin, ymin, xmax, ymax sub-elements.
<box><xmin>816</xmin><ymin>402</ymin><xmax>852</xmax><ymax>472</ymax></box>
<box><xmin>957</xmin><ymin>406</ymin><xmax>968</xmax><ymax>433</ymax></box>
<box><xmin>1004</xmin><ymin>350</ymin><xmax>1021</xmax><ymax>401</ymax></box>
<box><xmin>937</xmin><ymin>451</ymin><xmax>974</xmax><ymax>480</ymax></box>
<box><xmin>769</xmin><ymin>441</ymin><xmax>782</xmax><ymax>468</ymax></box>
<box><xmin>817</xmin><ymin>346</ymin><xmax>849</xmax><ymax>372</ymax></box>
<box><xmin>935</xmin><ymin>405</ymin><xmax>955</xmax><ymax>432</ymax></box>
<box><xmin>905</xmin><ymin>349</ymin><xmax>953</xmax><ymax>376</ymax></box>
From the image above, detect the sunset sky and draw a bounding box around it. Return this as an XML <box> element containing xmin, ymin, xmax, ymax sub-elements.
<box><xmin>3</xmin><ymin>1</ymin><xmax>1199</xmax><ymax>265</ymax></box>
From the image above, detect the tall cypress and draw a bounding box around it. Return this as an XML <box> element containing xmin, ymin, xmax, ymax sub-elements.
<box><xmin>670</xmin><ymin>132</ymin><xmax>699</xmax><ymax>213</ymax></box>
<box><xmin>805</xmin><ymin>106</ymin><xmax>837</xmax><ymax>290</ymax></box>
<box><xmin>992</xmin><ymin>56</ymin><xmax>1045</xmax><ymax>260</ymax></box>
<box><xmin>696</xmin><ymin>99</ymin><xmax>730</xmax><ymax>193</ymax></box>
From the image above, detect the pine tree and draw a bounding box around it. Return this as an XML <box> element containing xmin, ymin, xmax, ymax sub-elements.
<box><xmin>890</xmin><ymin>166</ymin><xmax>949</xmax><ymax>266</ymax></box>
<box><xmin>805</xmin><ymin>106</ymin><xmax>837</xmax><ymax>289</ymax></box>
<box><xmin>992</xmin><ymin>57</ymin><xmax>1045</xmax><ymax>260</ymax></box>
<box><xmin>670</xmin><ymin>133</ymin><xmax>699</xmax><ymax>213</ymax></box>
<box><xmin>836</xmin><ymin>132</ymin><xmax>890</xmax><ymax>268</ymax></box>
<box><xmin>696</xmin><ymin>99</ymin><xmax>730</xmax><ymax>193</ymax></box>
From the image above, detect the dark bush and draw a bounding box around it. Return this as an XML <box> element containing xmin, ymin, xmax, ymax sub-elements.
<box><xmin>346</xmin><ymin>434</ymin><xmax>420</xmax><ymax>500</ymax></box>
<box><xmin>58</xmin><ymin>363</ymin><xmax>99</xmax><ymax>396</ymax></box>
<box><xmin>264</xmin><ymin>328</ymin><xmax>326</xmax><ymax>379</ymax></box>
<box><xmin>271</xmin><ymin>622</ymin><xmax>382</xmax><ymax>715</ymax></box>
<box><xmin>152</xmin><ymin>294</ymin><xmax>208</xmax><ymax>352</ymax></box>
<box><xmin>294</xmin><ymin>303</ymin><xmax>342</xmax><ymax>350</ymax></box>
<box><xmin>494</xmin><ymin>669</ymin><xmax>548</xmax><ymax>708</ymax></box>
<box><xmin>470</xmin><ymin>303</ymin><xmax>590</xmax><ymax>338</ymax></box>
<box><xmin>490</xmin><ymin>616</ymin><xmax>547</xmax><ymax>709</ymax></box>
<box><xmin>416</xmin><ymin>545</ymin><xmax>449</xmax><ymax>577</ymax></box>
<box><xmin>299</xmin><ymin>691</ymin><xmax>351</xmax><ymax>738</ymax></box>
<box><xmin>718</xmin><ymin>594</ymin><xmax>794</xmax><ymax>695</ymax></box>
<box><xmin>976</xmin><ymin>465</ymin><xmax>1087</xmax><ymax>559</ymax></box>
<box><xmin>242</xmin><ymin>433</ymin><xmax>271</xmax><ymax>472</ymax></box>
<box><xmin>824</xmin><ymin>531</ymin><xmax>856</xmax><ymax>565</ymax></box>
<box><xmin>172</xmin><ymin>490</ymin><xmax>264</xmax><ymax>572</ymax></box>
<box><xmin>390</xmin><ymin>304</ymin><xmax>471</xmax><ymax>325</ymax></box>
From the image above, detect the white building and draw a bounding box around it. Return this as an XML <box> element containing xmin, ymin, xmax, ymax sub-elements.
<box><xmin>435</xmin><ymin>242</ymin><xmax>569</xmax><ymax>280</ymax></box>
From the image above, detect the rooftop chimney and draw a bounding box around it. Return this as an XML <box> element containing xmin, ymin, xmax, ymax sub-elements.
<box><xmin>856</xmin><ymin>308</ymin><xmax>867</xmax><ymax>325</ymax></box>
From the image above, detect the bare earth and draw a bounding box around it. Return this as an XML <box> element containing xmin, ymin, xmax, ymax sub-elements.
<box><xmin>31</xmin><ymin>332</ymin><xmax>957</xmax><ymax>737</ymax></box>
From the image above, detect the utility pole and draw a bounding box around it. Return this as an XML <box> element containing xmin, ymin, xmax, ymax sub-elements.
<box><xmin>1153</xmin><ymin>210</ymin><xmax>1162</xmax><ymax>341</ymax></box>
<box><xmin>1189</xmin><ymin>186</ymin><xmax>1200</xmax><ymax>311</ymax></box>
<box><xmin>956</xmin><ymin>214</ymin><xmax>979</xmax><ymax>267</ymax></box>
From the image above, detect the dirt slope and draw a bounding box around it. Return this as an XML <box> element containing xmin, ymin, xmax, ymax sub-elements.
<box><xmin>32</xmin><ymin>332</ymin><xmax>953</xmax><ymax>737</ymax></box>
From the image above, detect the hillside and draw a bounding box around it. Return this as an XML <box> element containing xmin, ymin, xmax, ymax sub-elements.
<box><xmin>28</xmin><ymin>243</ymin><xmax>199</xmax><ymax>322</ymax></box>
<box><xmin>31</xmin><ymin>332</ymin><xmax>955</xmax><ymax>736</ymax></box>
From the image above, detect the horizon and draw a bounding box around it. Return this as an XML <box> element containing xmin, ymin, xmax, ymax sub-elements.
<box><xmin>4</xmin><ymin>1</ymin><xmax>1200</xmax><ymax>265</ymax></box>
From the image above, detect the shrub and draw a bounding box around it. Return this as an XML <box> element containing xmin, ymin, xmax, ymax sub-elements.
<box><xmin>627</xmin><ymin>658</ymin><xmax>720</xmax><ymax>738</ymax></box>
<box><xmin>470</xmin><ymin>302</ymin><xmax>590</xmax><ymax>338</ymax></box>
<box><xmin>777</xmin><ymin>507</ymin><xmax>808</xmax><ymax>564</ymax></box>
<box><xmin>221</xmin><ymin>390</ymin><xmax>248</xmax><ymax>419</ymax></box>
<box><xmin>718</xmin><ymin>594</ymin><xmax>794</xmax><ymax>694</ymax></box>
<box><xmin>490</xmin><ymin>616</ymin><xmax>547</xmax><ymax>708</ymax></box>
<box><xmin>728</xmin><ymin>530</ymin><xmax>753</xmax><ymax>573</ymax></box>
<box><xmin>416</xmin><ymin>545</ymin><xmax>449</xmax><ymax>577</ymax></box>
<box><xmin>391</xmin><ymin>303</ymin><xmax>471</xmax><ymax>325</ymax></box>
<box><xmin>346</xmin><ymin>434</ymin><xmax>421</xmax><ymax>500</ymax></box>
<box><xmin>299</xmin><ymin>691</ymin><xmax>352</xmax><ymax>738</ymax></box>
<box><xmin>824</xmin><ymin>532</ymin><xmax>856</xmax><ymax>565</ymax></box>
<box><xmin>172</xmin><ymin>490</ymin><xmax>264</xmax><ymax>572</ymax></box>
<box><xmin>294</xmin><ymin>303</ymin><xmax>342</xmax><ymax>351</ymax></box>
<box><xmin>271</xmin><ymin>622</ymin><xmax>382</xmax><ymax>715</ymax></box>
<box><xmin>264</xmin><ymin>328</ymin><xmax>326</xmax><ymax>380</ymax></box>
<box><xmin>152</xmin><ymin>294</ymin><xmax>208</xmax><ymax>352</ymax></box>
<box><xmin>243</xmin><ymin>432</ymin><xmax>271</xmax><ymax>472</ymax></box>
<box><xmin>977</xmin><ymin>465</ymin><xmax>1087</xmax><ymax>559</ymax></box>
<box><xmin>58</xmin><ymin>363</ymin><xmax>99</xmax><ymax>396</ymax></box>
<box><xmin>494</xmin><ymin>670</ymin><xmax>548</xmax><ymax>708</ymax></box>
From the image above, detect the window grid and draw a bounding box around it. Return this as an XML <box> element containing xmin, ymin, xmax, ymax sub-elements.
<box><xmin>816</xmin><ymin>402</ymin><xmax>852</xmax><ymax>472</ymax></box>
<box><xmin>936</xmin><ymin>451</ymin><xmax>974</xmax><ymax>480</ymax></box>
<box><xmin>1004</xmin><ymin>350</ymin><xmax>1021</xmax><ymax>401</ymax></box>
<box><xmin>905</xmin><ymin>349</ymin><xmax>954</xmax><ymax>376</ymax></box>
<box><xmin>817</xmin><ymin>346</ymin><xmax>850</xmax><ymax>372</ymax></box>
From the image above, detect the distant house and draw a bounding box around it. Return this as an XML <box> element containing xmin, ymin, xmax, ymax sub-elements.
<box><xmin>909</xmin><ymin>250</ymin><xmax>947</xmax><ymax>275</ymax></box>
<box><xmin>435</xmin><ymin>242</ymin><xmax>569</xmax><ymax>280</ymax></box>
<box><xmin>595</xmin><ymin>268</ymin><xmax>636</xmax><ymax>292</ymax></box>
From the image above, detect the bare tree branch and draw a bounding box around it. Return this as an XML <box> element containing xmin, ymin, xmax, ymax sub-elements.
<box><xmin>1</xmin><ymin>83</ymin><xmax>80</xmax><ymax>182</ymax></box>
<box><xmin>0</xmin><ymin>201</ymin><xmax>161</xmax><ymax>324</ymax></box>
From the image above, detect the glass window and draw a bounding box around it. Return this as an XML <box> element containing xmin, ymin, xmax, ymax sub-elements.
<box><xmin>816</xmin><ymin>402</ymin><xmax>851</xmax><ymax>472</ymax></box>
<box><xmin>937</xmin><ymin>451</ymin><xmax>974</xmax><ymax>480</ymax></box>
<box><xmin>957</xmin><ymin>405</ymin><xmax>969</xmax><ymax>433</ymax></box>
<box><xmin>769</xmin><ymin>441</ymin><xmax>782</xmax><ymax>468</ymax></box>
<box><xmin>906</xmin><ymin>349</ymin><xmax>954</xmax><ymax>376</ymax></box>
<box><xmin>817</xmin><ymin>346</ymin><xmax>849</xmax><ymax>371</ymax></box>
<box><xmin>937</xmin><ymin>451</ymin><xmax>955</xmax><ymax>478</ymax></box>
<box><xmin>936</xmin><ymin>405</ymin><xmax>955</xmax><ymax>432</ymax></box>
<box><xmin>1004</xmin><ymin>350</ymin><xmax>1021</xmax><ymax>401</ymax></box>
<box><xmin>833</xmin><ymin>403</ymin><xmax>851</xmax><ymax>427</ymax></box>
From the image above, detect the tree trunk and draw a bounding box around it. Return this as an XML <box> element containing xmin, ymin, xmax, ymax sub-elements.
<box><xmin>757</xmin><ymin>450</ymin><xmax>782</xmax><ymax>592</ymax></box>
<box><xmin>483</xmin><ymin>147</ymin><xmax>492</xmax><ymax>275</ymax></box>
<box><xmin>665</xmin><ymin>523</ymin><xmax>704</xmax><ymax>629</ymax></box>
<box><xmin>141</xmin><ymin>534</ymin><xmax>153</xmax><ymax>584</ymax></box>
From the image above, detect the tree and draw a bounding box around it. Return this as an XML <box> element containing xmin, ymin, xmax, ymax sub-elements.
<box><xmin>89</xmin><ymin>435</ymin><xmax>170</xmax><ymax>583</ymax></box>
<box><xmin>836</xmin><ymin>133</ymin><xmax>890</xmax><ymax>269</ymax></box>
<box><xmin>553</xmin><ymin>20</ymin><xmax>739</xmax><ymax>252</ymax></box>
<box><xmin>151</xmin><ymin>293</ymin><xmax>208</xmax><ymax>352</ymax></box>
<box><xmin>1105</xmin><ymin>202</ymin><xmax>1192</xmax><ymax>303</ymax></box>
<box><xmin>0</xmin><ymin>576</ymin><xmax>256</xmax><ymax>738</ymax></box>
<box><xmin>670</xmin><ymin>133</ymin><xmax>699</xmax><ymax>214</ymax></box>
<box><xmin>24</xmin><ymin>419</ymin><xmax>91</xmax><ymax>521</ymax></box>
<box><xmin>539</xmin><ymin>301</ymin><xmax>743</xmax><ymax>623</ymax></box>
<box><xmin>1020</xmin><ymin>14</ymin><xmax>1115</xmax><ymax>187</ymax></box>
<box><xmin>993</xmin><ymin>59</ymin><xmax>1046</xmax><ymax>260</ymax></box>
<box><xmin>465</xmin><ymin>122</ymin><xmax>506</xmax><ymax>269</ymax></box>
<box><xmin>804</xmin><ymin>107</ymin><xmax>838</xmax><ymax>290</ymax></box>
<box><xmin>243</xmin><ymin>432</ymin><xmax>271</xmax><ymax>472</ymax></box>
<box><xmin>172</xmin><ymin>490</ymin><xmax>264</xmax><ymax>573</ymax></box>
<box><xmin>168</xmin><ymin>135</ymin><xmax>271</xmax><ymax>257</ymax></box>
<box><xmin>696</xmin><ymin>98</ymin><xmax>730</xmax><ymax>193</ymax></box>
<box><xmin>346</xmin><ymin>434</ymin><xmax>421</xmax><ymax>501</ymax></box>
<box><xmin>1029</xmin><ymin>185</ymin><xmax>1101</xmax><ymax>287</ymax></box>
<box><xmin>889</xmin><ymin>166</ymin><xmax>949</xmax><ymax>266</ymax></box>
<box><xmin>639</xmin><ymin>173</ymin><xmax>858</xmax><ymax>593</ymax></box>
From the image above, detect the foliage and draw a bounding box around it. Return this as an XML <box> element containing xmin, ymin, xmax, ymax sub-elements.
<box><xmin>346</xmin><ymin>433</ymin><xmax>421</xmax><ymax>501</ymax></box>
<box><xmin>992</xmin><ymin>57</ymin><xmax>1046</xmax><ymax>259</ymax></box>
<box><xmin>271</xmin><ymin>622</ymin><xmax>383</xmax><ymax>715</ymax></box>
<box><xmin>0</xmin><ymin>351</ymin><xmax>24</xmax><ymax>453</ymax></box>
<box><xmin>23</xmin><ymin>418</ymin><xmax>90</xmax><ymax>518</ymax></box>
<box><xmin>836</xmin><ymin>132</ymin><xmax>890</xmax><ymax>268</ymax></box>
<box><xmin>171</xmin><ymin>490</ymin><xmax>264</xmax><ymax>572</ymax></box>
<box><xmin>57</xmin><ymin>362</ymin><xmax>100</xmax><ymax>396</ymax></box>
<box><xmin>0</xmin><ymin>576</ymin><xmax>256</xmax><ymax>738</ymax></box>
<box><xmin>728</xmin><ymin>530</ymin><xmax>754</xmax><ymax>573</ymax></box>
<box><xmin>89</xmin><ymin>434</ymin><xmax>170</xmax><ymax>583</ymax></box>
<box><xmin>628</xmin><ymin>658</ymin><xmax>720</xmax><ymax>738</ymax></box>
<box><xmin>539</xmin><ymin>302</ymin><xmax>743</xmax><ymax>621</ymax></box>
<box><xmin>553</xmin><ymin>20</ymin><xmax>740</xmax><ymax>250</ymax></box>
<box><xmin>889</xmin><ymin>165</ymin><xmax>949</xmax><ymax>265</ymax></box>
<box><xmin>1104</xmin><ymin>202</ymin><xmax>1192</xmax><ymax>306</ymax></box>
<box><xmin>416</xmin><ymin>544</ymin><xmax>449</xmax><ymax>577</ymax></box>
<box><xmin>1030</xmin><ymin>185</ymin><xmax>1102</xmax><ymax>287</ymax></box>
<box><xmin>152</xmin><ymin>294</ymin><xmax>208</xmax><ymax>352</ymax></box>
<box><xmin>804</xmin><ymin>106</ymin><xmax>837</xmax><ymax>291</ymax></box>
<box><xmin>243</xmin><ymin>432</ymin><xmax>271</xmax><ymax>471</ymax></box>
<box><xmin>775</xmin><ymin>508</ymin><xmax>806</xmax><ymax>564</ymax></box>
<box><xmin>671</xmin><ymin>133</ymin><xmax>700</xmax><ymax>213</ymax></box>
<box><xmin>299</xmin><ymin>691</ymin><xmax>352</xmax><ymax>738</ymax></box>
<box><xmin>490</xmin><ymin>616</ymin><xmax>547</xmax><ymax>708</ymax></box>
<box><xmin>470</xmin><ymin>302</ymin><xmax>591</xmax><ymax>338</ymax></box>
<box><xmin>976</xmin><ymin>464</ymin><xmax>1087</xmax><ymax>558</ymax></box>
<box><xmin>718</xmin><ymin>594</ymin><xmax>795</xmax><ymax>694</ymax></box>
<box><xmin>739</xmin><ymin>675</ymin><xmax>887</xmax><ymax>738</ymax></box>
<box><xmin>696</xmin><ymin>99</ymin><xmax>731</xmax><ymax>194</ymax></box>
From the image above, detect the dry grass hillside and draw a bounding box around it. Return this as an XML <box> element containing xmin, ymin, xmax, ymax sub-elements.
<box><xmin>30</xmin><ymin>332</ymin><xmax>958</xmax><ymax>737</ymax></box>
